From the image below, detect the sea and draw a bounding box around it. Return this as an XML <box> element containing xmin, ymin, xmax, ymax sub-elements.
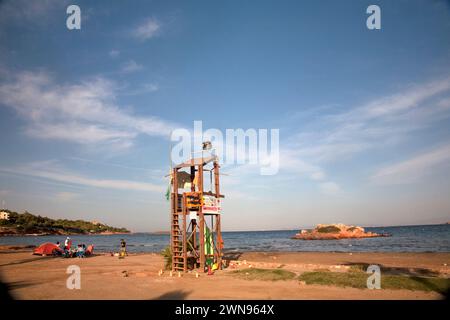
<box><xmin>0</xmin><ymin>224</ymin><xmax>449</xmax><ymax>253</ymax></box>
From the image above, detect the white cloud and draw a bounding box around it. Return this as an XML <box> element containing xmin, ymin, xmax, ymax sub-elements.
<box><xmin>26</xmin><ymin>122</ymin><xmax>137</xmax><ymax>145</ymax></box>
<box><xmin>133</xmin><ymin>18</ymin><xmax>160</xmax><ymax>40</ymax></box>
<box><xmin>361</xmin><ymin>79</ymin><xmax>450</xmax><ymax>118</ymax></box>
<box><xmin>279</xmin><ymin>150</ymin><xmax>326</xmax><ymax>181</ymax></box>
<box><xmin>371</xmin><ymin>144</ymin><xmax>450</xmax><ymax>185</ymax></box>
<box><xmin>0</xmin><ymin>71</ymin><xmax>177</xmax><ymax>148</ymax></box>
<box><xmin>109</xmin><ymin>50</ymin><xmax>120</xmax><ymax>58</ymax></box>
<box><xmin>0</xmin><ymin>161</ymin><xmax>165</xmax><ymax>193</ymax></box>
<box><xmin>121</xmin><ymin>60</ymin><xmax>144</xmax><ymax>73</ymax></box>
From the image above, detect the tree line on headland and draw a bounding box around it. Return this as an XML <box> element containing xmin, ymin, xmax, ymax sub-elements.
<box><xmin>0</xmin><ymin>210</ymin><xmax>130</xmax><ymax>236</ymax></box>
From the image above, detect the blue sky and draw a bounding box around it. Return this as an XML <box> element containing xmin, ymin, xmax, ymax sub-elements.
<box><xmin>0</xmin><ymin>0</ymin><xmax>449</xmax><ymax>231</ymax></box>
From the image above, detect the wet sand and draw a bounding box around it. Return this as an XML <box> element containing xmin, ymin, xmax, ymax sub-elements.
<box><xmin>0</xmin><ymin>247</ymin><xmax>448</xmax><ymax>300</ymax></box>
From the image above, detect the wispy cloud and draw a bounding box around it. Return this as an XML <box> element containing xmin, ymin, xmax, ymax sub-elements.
<box><xmin>371</xmin><ymin>144</ymin><xmax>450</xmax><ymax>185</ymax></box>
<box><xmin>124</xmin><ymin>83</ymin><xmax>159</xmax><ymax>96</ymax></box>
<box><xmin>133</xmin><ymin>18</ymin><xmax>161</xmax><ymax>40</ymax></box>
<box><xmin>0</xmin><ymin>71</ymin><xmax>177</xmax><ymax>148</ymax></box>
<box><xmin>109</xmin><ymin>49</ymin><xmax>120</xmax><ymax>58</ymax></box>
<box><xmin>121</xmin><ymin>60</ymin><xmax>144</xmax><ymax>73</ymax></box>
<box><xmin>289</xmin><ymin>76</ymin><xmax>450</xmax><ymax>163</ymax></box>
<box><xmin>0</xmin><ymin>161</ymin><xmax>165</xmax><ymax>193</ymax></box>
<box><xmin>279</xmin><ymin>76</ymin><xmax>450</xmax><ymax>192</ymax></box>
<box><xmin>56</xmin><ymin>191</ymin><xmax>79</xmax><ymax>202</ymax></box>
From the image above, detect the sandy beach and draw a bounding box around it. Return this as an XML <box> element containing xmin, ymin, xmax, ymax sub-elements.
<box><xmin>0</xmin><ymin>246</ymin><xmax>448</xmax><ymax>300</ymax></box>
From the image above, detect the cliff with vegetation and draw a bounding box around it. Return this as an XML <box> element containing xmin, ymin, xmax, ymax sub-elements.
<box><xmin>0</xmin><ymin>210</ymin><xmax>130</xmax><ymax>236</ymax></box>
<box><xmin>292</xmin><ymin>223</ymin><xmax>390</xmax><ymax>240</ymax></box>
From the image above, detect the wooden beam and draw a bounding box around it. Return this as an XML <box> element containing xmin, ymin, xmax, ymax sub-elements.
<box><xmin>198</xmin><ymin>164</ymin><xmax>205</xmax><ymax>271</ymax></box>
<box><xmin>182</xmin><ymin>194</ymin><xmax>187</xmax><ymax>272</ymax></box>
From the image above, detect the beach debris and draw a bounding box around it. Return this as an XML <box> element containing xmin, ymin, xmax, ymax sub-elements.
<box><xmin>178</xmin><ymin>272</ymin><xmax>181</xmax><ymax>278</ymax></box>
<box><xmin>122</xmin><ymin>270</ymin><xmax>128</xmax><ymax>277</ymax></box>
<box><xmin>158</xmin><ymin>269</ymin><xmax>163</xmax><ymax>276</ymax></box>
<box><xmin>169</xmin><ymin>271</ymin><xmax>173</xmax><ymax>277</ymax></box>
<box><xmin>299</xmin><ymin>281</ymin><xmax>306</xmax><ymax>286</ymax></box>
<box><xmin>243</xmin><ymin>260</ymin><xmax>247</xmax><ymax>265</ymax></box>
<box><xmin>195</xmin><ymin>271</ymin><xmax>199</xmax><ymax>278</ymax></box>
<box><xmin>349</xmin><ymin>253</ymin><xmax>353</xmax><ymax>256</ymax></box>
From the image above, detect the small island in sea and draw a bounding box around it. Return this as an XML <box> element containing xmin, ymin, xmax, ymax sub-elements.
<box><xmin>292</xmin><ymin>223</ymin><xmax>390</xmax><ymax>240</ymax></box>
<box><xmin>0</xmin><ymin>210</ymin><xmax>130</xmax><ymax>236</ymax></box>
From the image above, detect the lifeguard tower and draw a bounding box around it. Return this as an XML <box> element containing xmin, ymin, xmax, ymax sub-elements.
<box><xmin>169</xmin><ymin>144</ymin><xmax>224</xmax><ymax>272</ymax></box>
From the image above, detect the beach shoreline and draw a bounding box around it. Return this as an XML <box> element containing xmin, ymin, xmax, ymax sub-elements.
<box><xmin>0</xmin><ymin>246</ymin><xmax>448</xmax><ymax>300</ymax></box>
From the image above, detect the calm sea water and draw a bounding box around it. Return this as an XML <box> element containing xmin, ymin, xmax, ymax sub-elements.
<box><xmin>0</xmin><ymin>224</ymin><xmax>449</xmax><ymax>253</ymax></box>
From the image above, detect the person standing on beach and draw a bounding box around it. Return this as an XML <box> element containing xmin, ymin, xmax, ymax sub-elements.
<box><xmin>119</xmin><ymin>239</ymin><xmax>127</xmax><ymax>258</ymax></box>
<box><xmin>64</xmin><ymin>237</ymin><xmax>71</xmax><ymax>250</ymax></box>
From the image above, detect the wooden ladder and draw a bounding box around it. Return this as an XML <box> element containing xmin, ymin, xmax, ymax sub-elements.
<box><xmin>171</xmin><ymin>194</ymin><xmax>187</xmax><ymax>272</ymax></box>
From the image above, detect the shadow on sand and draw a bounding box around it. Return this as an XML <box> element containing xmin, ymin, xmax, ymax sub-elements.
<box><xmin>222</xmin><ymin>251</ymin><xmax>243</xmax><ymax>261</ymax></box>
<box><xmin>0</xmin><ymin>276</ymin><xmax>14</xmax><ymax>301</ymax></box>
<box><xmin>0</xmin><ymin>255</ymin><xmax>56</xmax><ymax>267</ymax></box>
<box><xmin>152</xmin><ymin>290</ymin><xmax>191</xmax><ymax>300</ymax></box>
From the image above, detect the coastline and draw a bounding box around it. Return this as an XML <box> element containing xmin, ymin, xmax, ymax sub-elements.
<box><xmin>0</xmin><ymin>246</ymin><xmax>448</xmax><ymax>300</ymax></box>
<box><xmin>0</xmin><ymin>231</ymin><xmax>131</xmax><ymax>237</ymax></box>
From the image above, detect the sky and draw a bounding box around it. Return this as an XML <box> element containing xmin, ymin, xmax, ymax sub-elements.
<box><xmin>0</xmin><ymin>0</ymin><xmax>449</xmax><ymax>232</ymax></box>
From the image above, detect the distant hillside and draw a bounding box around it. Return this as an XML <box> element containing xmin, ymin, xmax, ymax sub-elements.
<box><xmin>0</xmin><ymin>210</ymin><xmax>130</xmax><ymax>236</ymax></box>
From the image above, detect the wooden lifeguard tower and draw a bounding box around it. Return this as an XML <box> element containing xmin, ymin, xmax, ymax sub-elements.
<box><xmin>169</xmin><ymin>151</ymin><xmax>224</xmax><ymax>272</ymax></box>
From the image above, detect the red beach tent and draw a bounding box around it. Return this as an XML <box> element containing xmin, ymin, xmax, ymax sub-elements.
<box><xmin>33</xmin><ymin>242</ymin><xmax>63</xmax><ymax>256</ymax></box>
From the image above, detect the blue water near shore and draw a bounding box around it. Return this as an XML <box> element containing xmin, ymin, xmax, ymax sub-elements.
<box><xmin>0</xmin><ymin>224</ymin><xmax>449</xmax><ymax>253</ymax></box>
